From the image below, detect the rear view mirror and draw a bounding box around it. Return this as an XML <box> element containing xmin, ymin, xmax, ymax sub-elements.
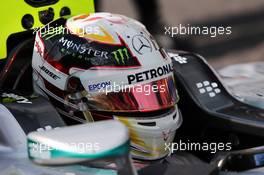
<box><xmin>27</xmin><ymin>120</ymin><xmax>137</xmax><ymax>175</ymax></box>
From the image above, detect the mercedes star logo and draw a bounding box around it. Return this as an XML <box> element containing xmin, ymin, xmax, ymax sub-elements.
<box><xmin>132</xmin><ymin>35</ymin><xmax>152</xmax><ymax>55</ymax></box>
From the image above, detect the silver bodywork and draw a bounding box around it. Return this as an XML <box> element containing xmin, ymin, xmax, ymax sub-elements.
<box><xmin>0</xmin><ymin>104</ymin><xmax>116</xmax><ymax>175</ymax></box>
<box><xmin>1</xmin><ymin>98</ymin><xmax>264</xmax><ymax>174</ymax></box>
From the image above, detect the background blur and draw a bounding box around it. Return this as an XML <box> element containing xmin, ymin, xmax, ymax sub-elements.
<box><xmin>95</xmin><ymin>0</ymin><xmax>264</xmax><ymax>69</ymax></box>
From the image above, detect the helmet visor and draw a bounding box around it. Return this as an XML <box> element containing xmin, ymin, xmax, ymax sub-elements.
<box><xmin>85</xmin><ymin>76</ymin><xmax>178</xmax><ymax>112</ymax></box>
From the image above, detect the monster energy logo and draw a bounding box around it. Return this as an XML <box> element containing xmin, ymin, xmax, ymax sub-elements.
<box><xmin>112</xmin><ymin>48</ymin><xmax>129</xmax><ymax>65</ymax></box>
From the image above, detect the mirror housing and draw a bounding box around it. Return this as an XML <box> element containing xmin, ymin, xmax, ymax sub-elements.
<box><xmin>27</xmin><ymin>120</ymin><xmax>129</xmax><ymax>165</ymax></box>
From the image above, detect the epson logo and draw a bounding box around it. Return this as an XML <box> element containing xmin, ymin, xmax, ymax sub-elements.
<box><xmin>39</xmin><ymin>66</ymin><xmax>61</xmax><ymax>80</ymax></box>
<box><xmin>127</xmin><ymin>64</ymin><xmax>173</xmax><ymax>84</ymax></box>
<box><xmin>89</xmin><ymin>81</ymin><xmax>111</xmax><ymax>91</ymax></box>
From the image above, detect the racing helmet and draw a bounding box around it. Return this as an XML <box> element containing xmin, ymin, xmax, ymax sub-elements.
<box><xmin>32</xmin><ymin>13</ymin><xmax>182</xmax><ymax>160</ymax></box>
